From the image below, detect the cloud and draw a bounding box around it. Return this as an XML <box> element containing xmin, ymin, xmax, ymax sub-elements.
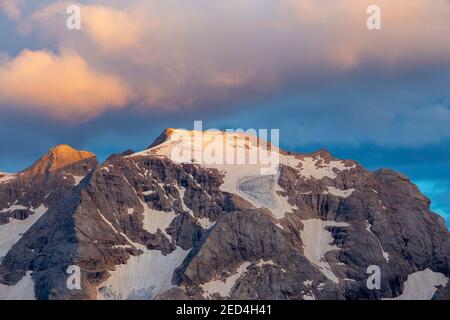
<box><xmin>82</xmin><ymin>5</ymin><xmax>140</xmax><ymax>50</ymax></box>
<box><xmin>281</xmin><ymin>0</ymin><xmax>450</xmax><ymax>68</ymax></box>
<box><xmin>26</xmin><ymin>2</ymin><xmax>140</xmax><ymax>51</ymax></box>
<box><xmin>0</xmin><ymin>0</ymin><xmax>450</xmax><ymax>134</ymax></box>
<box><xmin>0</xmin><ymin>49</ymin><xmax>130</xmax><ymax>121</ymax></box>
<box><xmin>0</xmin><ymin>0</ymin><xmax>24</xmax><ymax>20</ymax></box>
<box><xmin>0</xmin><ymin>0</ymin><xmax>449</xmax><ymax>127</ymax></box>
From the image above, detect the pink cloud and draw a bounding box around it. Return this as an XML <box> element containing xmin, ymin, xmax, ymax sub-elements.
<box><xmin>1</xmin><ymin>0</ymin><xmax>449</xmax><ymax>121</ymax></box>
<box><xmin>0</xmin><ymin>0</ymin><xmax>24</xmax><ymax>20</ymax></box>
<box><xmin>0</xmin><ymin>49</ymin><xmax>131</xmax><ymax>121</ymax></box>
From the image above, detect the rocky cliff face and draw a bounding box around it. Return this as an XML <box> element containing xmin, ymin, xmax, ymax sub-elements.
<box><xmin>0</xmin><ymin>130</ymin><xmax>448</xmax><ymax>300</ymax></box>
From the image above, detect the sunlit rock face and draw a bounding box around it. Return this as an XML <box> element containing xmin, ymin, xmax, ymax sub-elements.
<box><xmin>0</xmin><ymin>144</ymin><xmax>98</xmax><ymax>299</ymax></box>
<box><xmin>0</xmin><ymin>130</ymin><xmax>448</xmax><ymax>300</ymax></box>
<box><xmin>21</xmin><ymin>144</ymin><xmax>96</xmax><ymax>177</ymax></box>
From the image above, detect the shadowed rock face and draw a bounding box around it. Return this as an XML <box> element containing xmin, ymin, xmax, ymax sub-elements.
<box><xmin>0</xmin><ymin>131</ymin><xmax>449</xmax><ymax>300</ymax></box>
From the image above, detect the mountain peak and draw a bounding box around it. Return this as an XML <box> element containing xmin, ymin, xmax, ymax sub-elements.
<box><xmin>147</xmin><ymin>128</ymin><xmax>269</xmax><ymax>150</ymax></box>
<box><xmin>22</xmin><ymin>144</ymin><xmax>96</xmax><ymax>177</ymax></box>
<box><xmin>47</xmin><ymin>144</ymin><xmax>96</xmax><ymax>169</ymax></box>
<box><xmin>147</xmin><ymin>128</ymin><xmax>179</xmax><ymax>149</ymax></box>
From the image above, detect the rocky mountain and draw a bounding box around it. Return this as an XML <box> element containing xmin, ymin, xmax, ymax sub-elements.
<box><xmin>0</xmin><ymin>129</ymin><xmax>448</xmax><ymax>300</ymax></box>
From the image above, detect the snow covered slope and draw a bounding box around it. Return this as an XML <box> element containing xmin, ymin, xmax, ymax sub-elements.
<box><xmin>0</xmin><ymin>205</ymin><xmax>48</xmax><ymax>259</ymax></box>
<box><xmin>98</xmin><ymin>246</ymin><xmax>190</xmax><ymax>300</ymax></box>
<box><xmin>0</xmin><ymin>172</ymin><xmax>16</xmax><ymax>184</ymax></box>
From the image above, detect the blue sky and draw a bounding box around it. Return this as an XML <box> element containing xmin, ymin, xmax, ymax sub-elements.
<box><xmin>1</xmin><ymin>102</ymin><xmax>448</xmax><ymax>227</ymax></box>
<box><xmin>0</xmin><ymin>1</ymin><xmax>449</xmax><ymax>226</ymax></box>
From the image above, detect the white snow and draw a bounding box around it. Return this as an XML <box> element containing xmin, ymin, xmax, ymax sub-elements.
<box><xmin>270</xmin><ymin>178</ymin><xmax>298</xmax><ymax>219</ymax></box>
<box><xmin>0</xmin><ymin>172</ymin><xmax>16</xmax><ymax>184</ymax></box>
<box><xmin>213</xmin><ymin>165</ymin><xmax>269</xmax><ymax>198</ymax></box>
<box><xmin>112</xmin><ymin>244</ymin><xmax>134</xmax><ymax>250</ymax></box>
<box><xmin>62</xmin><ymin>173</ymin><xmax>85</xmax><ymax>186</ymax></box>
<box><xmin>0</xmin><ymin>271</ymin><xmax>36</xmax><ymax>300</ymax></box>
<box><xmin>0</xmin><ymin>204</ymin><xmax>28</xmax><ymax>213</ymax></box>
<box><xmin>384</xmin><ymin>269</ymin><xmax>448</xmax><ymax>300</ymax></box>
<box><xmin>197</xmin><ymin>217</ymin><xmax>216</xmax><ymax>229</ymax></box>
<box><xmin>300</xmin><ymin>219</ymin><xmax>349</xmax><ymax>284</ymax></box>
<box><xmin>98</xmin><ymin>246</ymin><xmax>190</xmax><ymax>300</ymax></box>
<box><xmin>130</xmin><ymin>129</ymin><xmax>280</xmax><ymax>174</ymax></box>
<box><xmin>365</xmin><ymin>221</ymin><xmax>389</xmax><ymax>263</ymax></box>
<box><xmin>301</xmin><ymin>281</ymin><xmax>316</xmax><ymax>300</ymax></box>
<box><xmin>201</xmin><ymin>262</ymin><xmax>251</xmax><ymax>298</ymax></box>
<box><xmin>127</xmin><ymin>208</ymin><xmax>134</xmax><ymax>215</ymax></box>
<box><xmin>97</xmin><ymin>209</ymin><xmax>119</xmax><ymax>234</ymax></box>
<box><xmin>275</xmin><ymin>223</ymin><xmax>284</xmax><ymax>230</ymax></box>
<box><xmin>72</xmin><ymin>175</ymin><xmax>85</xmax><ymax>186</ymax></box>
<box><xmin>297</xmin><ymin>157</ymin><xmax>355</xmax><ymax>180</ymax></box>
<box><xmin>175</xmin><ymin>185</ymin><xmax>195</xmax><ymax>216</ymax></box>
<box><xmin>323</xmin><ymin>186</ymin><xmax>355</xmax><ymax>198</ymax></box>
<box><xmin>256</xmin><ymin>260</ymin><xmax>276</xmax><ymax>268</ymax></box>
<box><xmin>101</xmin><ymin>165</ymin><xmax>113</xmax><ymax>173</ymax></box>
<box><xmin>128</xmin><ymin>130</ymin><xmax>283</xmax><ymax>191</ymax></box>
<box><xmin>0</xmin><ymin>205</ymin><xmax>48</xmax><ymax>258</ymax></box>
<box><xmin>128</xmin><ymin>129</ymin><xmax>352</xmax><ymax>221</ymax></box>
<box><xmin>140</xmin><ymin>200</ymin><xmax>176</xmax><ymax>239</ymax></box>
<box><xmin>303</xmin><ymin>280</ymin><xmax>313</xmax><ymax>287</ymax></box>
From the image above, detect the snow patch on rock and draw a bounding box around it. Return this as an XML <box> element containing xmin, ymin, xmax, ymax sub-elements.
<box><xmin>384</xmin><ymin>268</ymin><xmax>448</xmax><ymax>300</ymax></box>
<box><xmin>298</xmin><ymin>157</ymin><xmax>355</xmax><ymax>180</ymax></box>
<box><xmin>0</xmin><ymin>204</ymin><xmax>28</xmax><ymax>213</ymax></box>
<box><xmin>303</xmin><ymin>280</ymin><xmax>313</xmax><ymax>287</ymax></box>
<box><xmin>271</xmin><ymin>179</ymin><xmax>298</xmax><ymax>220</ymax></box>
<box><xmin>201</xmin><ymin>262</ymin><xmax>251</xmax><ymax>298</ymax></box>
<box><xmin>0</xmin><ymin>271</ymin><xmax>36</xmax><ymax>300</ymax></box>
<box><xmin>302</xmin><ymin>293</ymin><xmax>316</xmax><ymax>300</ymax></box>
<box><xmin>256</xmin><ymin>260</ymin><xmax>276</xmax><ymax>268</ymax></box>
<box><xmin>0</xmin><ymin>205</ymin><xmax>48</xmax><ymax>258</ymax></box>
<box><xmin>0</xmin><ymin>172</ymin><xmax>16</xmax><ymax>184</ymax></box>
<box><xmin>72</xmin><ymin>175</ymin><xmax>85</xmax><ymax>186</ymax></box>
<box><xmin>98</xmin><ymin>246</ymin><xmax>190</xmax><ymax>300</ymax></box>
<box><xmin>97</xmin><ymin>209</ymin><xmax>119</xmax><ymax>234</ymax></box>
<box><xmin>140</xmin><ymin>200</ymin><xmax>175</xmax><ymax>239</ymax></box>
<box><xmin>365</xmin><ymin>221</ymin><xmax>389</xmax><ymax>263</ymax></box>
<box><xmin>197</xmin><ymin>217</ymin><xmax>215</xmax><ymax>229</ymax></box>
<box><xmin>300</xmin><ymin>219</ymin><xmax>349</xmax><ymax>284</ymax></box>
<box><xmin>323</xmin><ymin>186</ymin><xmax>355</xmax><ymax>198</ymax></box>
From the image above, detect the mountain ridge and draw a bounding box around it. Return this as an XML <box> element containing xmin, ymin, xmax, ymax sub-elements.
<box><xmin>0</xmin><ymin>129</ymin><xmax>449</xmax><ymax>300</ymax></box>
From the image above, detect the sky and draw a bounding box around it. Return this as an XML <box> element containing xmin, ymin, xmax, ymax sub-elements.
<box><xmin>0</xmin><ymin>0</ymin><xmax>449</xmax><ymax>226</ymax></box>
